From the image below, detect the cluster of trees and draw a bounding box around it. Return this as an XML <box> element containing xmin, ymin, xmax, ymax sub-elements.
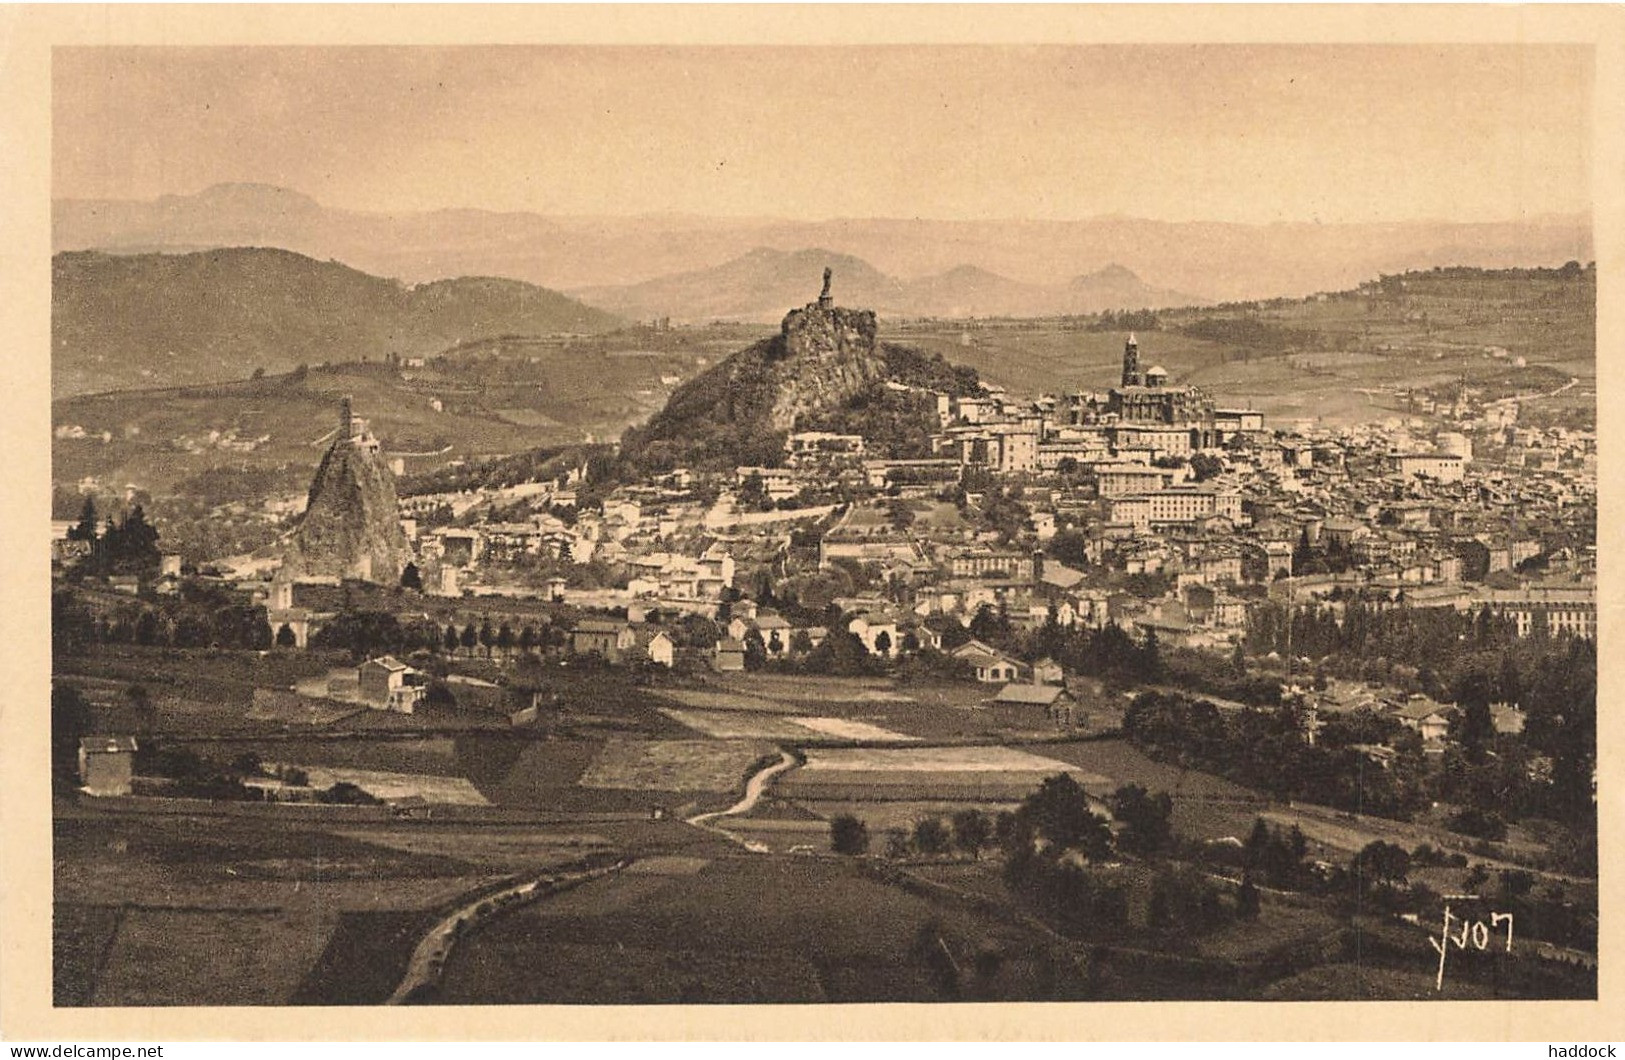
<box><xmin>972</xmin><ymin>609</ymin><xmax>1166</xmax><ymax>689</ymax></box>
<box><xmin>64</xmin><ymin>498</ymin><xmax>162</xmax><ymax>576</ymax></box>
<box><xmin>306</xmin><ymin>609</ymin><xmax>572</xmax><ymax>662</ymax></box>
<box><xmin>1085</xmin><ymin>308</ymin><xmax>1160</xmax><ymax>332</ymax></box>
<box><xmin>53</xmin><ymin>587</ymin><xmax>272</xmax><ymax>656</ymax></box>
<box><xmin>1248</xmin><ymin>602</ymin><xmax>1596</xmax><ymax>834</ymax></box>
<box><xmin>1124</xmin><ymin>690</ymin><xmax>1429</xmax><ymax>819</ymax></box>
<box><xmin>798</xmin><ymin>384</ymin><xmax>941</xmax><ymax>461</ymax></box>
<box><xmin>1000</xmin><ymin>775</ymin><xmax>1234</xmax><ymax>941</ymax></box>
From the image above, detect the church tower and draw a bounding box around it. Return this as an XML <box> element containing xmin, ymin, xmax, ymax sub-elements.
<box><xmin>1121</xmin><ymin>333</ymin><xmax>1142</xmax><ymax>388</ymax></box>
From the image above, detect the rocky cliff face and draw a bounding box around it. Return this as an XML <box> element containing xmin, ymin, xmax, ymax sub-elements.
<box><xmin>764</xmin><ymin>303</ymin><xmax>883</xmax><ymax>431</ymax></box>
<box><xmin>286</xmin><ymin>439</ymin><xmax>412</xmax><ymax>584</ymax></box>
<box><xmin>623</xmin><ymin>291</ymin><xmax>975</xmax><ymax>472</ymax></box>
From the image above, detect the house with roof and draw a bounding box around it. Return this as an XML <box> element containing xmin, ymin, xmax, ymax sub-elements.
<box><xmin>643</xmin><ymin>630</ymin><xmax>676</xmax><ymax>668</ymax></box>
<box><xmin>993</xmin><ymin>682</ymin><xmax>1078</xmax><ymax>727</ymax></box>
<box><xmin>1393</xmin><ymin>696</ymin><xmax>1454</xmax><ymax>746</ymax></box>
<box><xmin>1031</xmin><ymin>657</ymin><xmax>1065</xmax><ymax>685</ymax></box>
<box><xmin>951</xmin><ymin>639</ymin><xmax>1024</xmax><ymax>684</ymax></box>
<box><xmin>571</xmin><ymin>619</ymin><xmax>637</xmax><ymax>663</ymax></box>
<box><xmin>754</xmin><ymin>613</ymin><xmax>794</xmax><ymax>655</ymax></box>
<box><xmin>713</xmin><ymin>637</ymin><xmax>746</xmax><ymax>672</ymax></box>
<box><xmin>78</xmin><ymin>735</ymin><xmax>137</xmax><ymax>796</ymax></box>
<box><xmin>358</xmin><ymin>655</ymin><xmax>427</xmax><ymax>713</ymax></box>
<box><xmin>848</xmin><ymin>612</ymin><xmax>901</xmax><ymax>655</ymax></box>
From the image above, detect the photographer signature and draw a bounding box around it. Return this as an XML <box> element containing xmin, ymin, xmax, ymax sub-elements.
<box><xmin>1429</xmin><ymin>895</ymin><xmax>1513</xmax><ymax>991</ymax></box>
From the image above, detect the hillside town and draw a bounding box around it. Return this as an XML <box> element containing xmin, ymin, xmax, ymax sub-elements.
<box><xmin>50</xmin><ymin>280</ymin><xmax>1599</xmax><ymax>1005</ymax></box>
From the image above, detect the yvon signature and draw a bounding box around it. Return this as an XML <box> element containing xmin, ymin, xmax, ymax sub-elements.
<box><xmin>1429</xmin><ymin>895</ymin><xmax>1513</xmax><ymax>991</ymax></box>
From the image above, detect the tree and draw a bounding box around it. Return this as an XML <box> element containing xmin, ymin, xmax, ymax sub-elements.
<box><xmin>102</xmin><ymin>505</ymin><xmax>161</xmax><ymax>575</ymax></box>
<box><xmin>1018</xmin><ymin>774</ymin><xmax>1113</xmax><ymax>862</ymax></box>
<box><xmin>1237</xmin><ymin>876</ymin><xmax>1262</xmax><ymax>919</ymax></box>
<box><xmin>1352</xmin><ymin>840</ymin><xmax>1411</xmax><ymax>889</ymax></box>
<box><xmin>124</xmin><ymin>684</ymin><xmax>157</xmax><ymax>736</ymax></box>
<box><xmin>460</xmin><ymin>623</ymin><xmax>478</xmax><ymax>657</ymax></box>
<box><xmin>1451</xmin><ymin>670</ymin><xmax>1496</xmax><ymax>765</ymax></box>
<box><xmin>951</xmin><ymin>809</ymin><xmax>992</xmax><ymax>859</ymax></box>
<box><xmin>912</xmin><ymin>817</ymin><xmax>952</xmax><ymax>856</ymax></box>
<box><xmin>873</xmin><ymin>629</ymin><xmax>892</xmax><ymax>657</ymax></box>
<box><xmin>1111</xmin><ymin>784</ymin><xmax>1173</xmax><ymax>856</ymax></box>
<box><xmin>496</xmin><ymin>623</ymin><xmax>516</xmax><ymax>659</ymax></box>
<box><xmin>68</xmin><ymin>496</ymin><xmax>99</xmax><ymax>543</ymax></box>
<box><xmin>51</xmin><ymin>682</ymin><xmax>95</xmax><ymax>783</ymax></box>
<box><xmin>276</xmin><ymin>624</ymin><xmax>297</xmax><ymax>649</ymax></box>
<box><xmin>830</xmin><ymin>814</ymin><xmax>870</xmax><ymax>855</ymax></box>
<box><xmin>479</xmin><ymin>619</ymin><xmax>495</xmax><ymax>658</ymax></box>
<box><xmin>400</xmin><ymin>562</ymin><xmax>423</xmax><ymax>592</ymax></box>
<box><xmin>1138</xmin><ymin>628</ymin><xmax>1164</xmax><ymax>682</ymax></box>
<box><xmin>444</xmin><ymin>624</ymin><xmax>460</xmax><ymax>654</ymax></box>
<box><xmin>733</xmin><ymin>626</ymin><xmax>761</xmax><ymax>666</ymax></box>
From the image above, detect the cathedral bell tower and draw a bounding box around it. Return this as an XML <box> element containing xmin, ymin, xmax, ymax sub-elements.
<box><xmin>1121</xmin><ymin>333</ymin><xmax>1142</xmax><ymax>388</ymax></box>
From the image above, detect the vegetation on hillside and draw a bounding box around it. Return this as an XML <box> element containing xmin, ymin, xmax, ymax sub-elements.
<box><xmin>52</xmin><ymin>248</ymin><xmax>622</xmax><ymax>395</ymax></box>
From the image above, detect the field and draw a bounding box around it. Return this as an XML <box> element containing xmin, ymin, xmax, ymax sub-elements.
<box><xmin>52</xmin><ymin>809</ymin><xmax>625</xmax><ymax>1006</ymax></box>
<box><xmin>578</xmin><ymin>738</ymin><xmax>772</xmax><ymax>793</ymax></box>
<box><xmin>434</xmin><ymin>855</ymin><xmax>1092</xmax><ymax>1004</ymax></box>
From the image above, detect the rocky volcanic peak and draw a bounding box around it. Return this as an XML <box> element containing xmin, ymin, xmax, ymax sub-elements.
<box><xmin>286</xmin><ymin>405</ymin><xmax>412</xmax><ymax>584</ymax></box>
<box><xmin>766</xmin><ymin>300</ymin><xmax>883</xmax><ymax>431</ymax></box>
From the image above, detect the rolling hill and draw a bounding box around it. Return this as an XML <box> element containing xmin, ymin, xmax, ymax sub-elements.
<box><xmin>52</xmin><ymin>248</ymin><xmax>622</xmax><ymax>396</ymax></box>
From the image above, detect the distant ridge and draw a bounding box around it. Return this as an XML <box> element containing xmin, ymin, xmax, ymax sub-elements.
<box><xmin>573</xmin><ymin>248</ymin><xmax>1209</xmax><ymax>322</ymax></box>
<box><xmin>54</xmin><ymin>183</ymin><xmax>1593</xmax><ymax>304</ymax></box>
<box><xmin>51</xmin><ymin>247</ymin><xmax>622</xmax><ymax>397</ymax></box>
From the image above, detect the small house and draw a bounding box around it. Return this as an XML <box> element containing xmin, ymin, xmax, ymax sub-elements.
<box><xmin>713</xmin><ymin>637</ymin><xmax>746</xmax><ymax>672</ymax></box>
<box><xmin>358</xmin><ymin>655</ymin><xmax>427</xmax><ymax>713</ymax></box>
<box><xmin>645</xmin><ymin>630</ymin><xmax>676</xmax><ymax>668</ymax></box>
<box><xmin>78</xmin><ymin>735</ymin><xmax>137</xmax><ymax>796</ymax></box>
<box><xmin>1394</xmin><ymin>696</ymin><xmax>1453</xmax><ymax>746</ymax></box>
<box><xmin>951</xmin><ymin>639</ymin><xmax>1024</xmax><ymax>684</ymax></box>
<box><xmin>993</xmin><ymin>682</ymin><xmax>1077</xmax><ymax>727</ymax></box>
<box><xmin>571</xmin><ymin>619</ymin><xmax>637</xmax><ymax>663</ymax></box>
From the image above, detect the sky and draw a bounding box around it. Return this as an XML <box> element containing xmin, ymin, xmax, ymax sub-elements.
<box><xmin>52</xmin><ymin>44</ymin><xmax>1594</xmax><ymax>225</ymax></box>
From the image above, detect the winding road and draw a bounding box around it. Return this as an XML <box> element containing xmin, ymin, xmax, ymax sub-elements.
<box><xmin>385</xmin><ymin>860</ymin><xmax>627</xmax><ymax>1004</ymax></box>
<box><xmin>686</xmin><ymin>749</ymin><xmax>799</xmax><ymax>852</ymax></box>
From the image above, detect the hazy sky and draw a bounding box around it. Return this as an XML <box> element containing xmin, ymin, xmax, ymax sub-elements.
<box><xmin>53</xmin><ymin>44</ymin><xmax>1593</xmax><ymax>224</ymax></box>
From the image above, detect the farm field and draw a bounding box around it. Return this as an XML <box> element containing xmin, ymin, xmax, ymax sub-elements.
<box><xmin>656</xmin><ymin>707</ymin><xmax>916</xmax><ymax>742</ymax></box>
<box><xmin>434</xmin><ymin>855</ymin><xmax>1092</xmax><ymax>1004</ymax></box>
<box><xmin>771</xmin><ymin>744</ymin><xmax>1109</xmax><ymax>809</ymax></box>
<box><xmin>52</xmin><ymin>809</ymin><xmax>627</xmax><ymax>1005</ymax></box>
<box><xmin>578</xmin><ymin>737</ymin><xmax>773</xmax><ymax>793</ymax></box>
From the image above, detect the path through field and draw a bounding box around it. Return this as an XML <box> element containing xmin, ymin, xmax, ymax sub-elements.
<box><xmin>686</xmin><ymin>749</ymin><xmax>798</xmax><ymax>852</ymax></box>
<box><xmin>384</xmin><ymin>860</ymin><xmax>627</xmax><ymax>1004</ymax></box>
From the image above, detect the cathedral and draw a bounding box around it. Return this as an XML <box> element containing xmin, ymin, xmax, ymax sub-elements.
<box><xmin>1070</xmin><ymin>335</ymin><xmax>1220</xmax><ymax>447</ymax></box>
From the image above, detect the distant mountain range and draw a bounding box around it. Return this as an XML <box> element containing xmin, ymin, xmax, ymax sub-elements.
<box><xmin>573</xmin><ymin>249</ymin><xmax>1207</xmax><ymax>323</ymax></box>
<box><xmin>52</xmin><ymin>247</ymin><xmax>621</xmax><ymax>397</ymax></box>
<box><xmin>54</xmin><ymin>183</ymin><xmax>1593</xmax><ymax>306</ymax></box>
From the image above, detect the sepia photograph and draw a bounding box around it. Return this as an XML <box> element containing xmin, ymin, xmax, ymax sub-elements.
<box><xmin>5</xmin><ymin>3</ymin><xmax>1622</xmax><ymax>1043</ymax></box>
